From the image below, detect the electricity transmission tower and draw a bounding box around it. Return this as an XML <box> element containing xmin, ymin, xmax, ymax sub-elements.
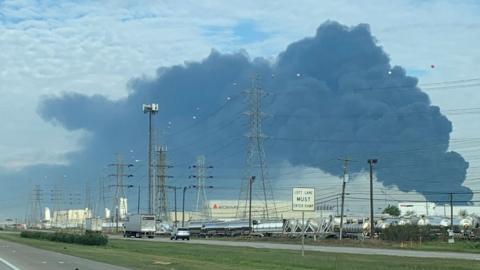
<box><xmin>26</xmin><ymin>185</ymin><xmax>43</xmax><ymax>227</ymax></box>
<box><xmin>237</xmin><ymin>75</ymin><xmax>277</xmax><ymax>219</ymax></box>
<box><xmin>50</xmin><ymin>180</ymin><xmax>65</xmax><ymax>228</ymax></box>
<box><xmin>109</xmin><ymin>154</ymin><xmax>133</xmax><ymax>223</ymax></box>
<box><xmin>190</xmin><ymin>155</ymin><xmax>213</xmax><ymax>220</ymax></box>
<box><xmin>84</xmin><ymin>181</ymin><xmax>92</xmax><ymax>214</ymax></box>
<box><xmin>154</xmin><ymin>146</ymin><xmax>173</xmax><ymax>222</ymax></box>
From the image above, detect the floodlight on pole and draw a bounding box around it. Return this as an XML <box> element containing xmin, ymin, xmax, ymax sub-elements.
<box><xmin>143</xmin><ymin>103</ymin><xmax>159</xmax><ymax>215</ymax></box>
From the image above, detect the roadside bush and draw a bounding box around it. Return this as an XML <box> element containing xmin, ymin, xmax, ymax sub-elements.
<box><xmin>380</xmin><ymin>225</ymin><xmax>438</xmax><ymax>242</ymax></box>
<box><xmin>20</xmin><ymin>231</ymin><xmax>108</xmax><ymax>246</ymax></box>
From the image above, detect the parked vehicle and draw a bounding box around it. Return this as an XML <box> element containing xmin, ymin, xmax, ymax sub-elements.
<box><xmin>171</xmin><ymin>227</ymin><xmax>190</xmax><ymax>240</ymax></box>
<box><xmin>123</xmin><ymin>214</ymin><xmax>156</xmax><ymax>238</ymax></box>
<box><xmin>85</xmin><ymin>217</ymin><xmax>103</xmax><ymax>233</ymax></box>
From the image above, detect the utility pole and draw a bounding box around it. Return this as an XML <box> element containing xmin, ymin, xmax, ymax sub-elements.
<box><xmin>368</xmin><ymin>159</ymin><xmax>378</xmax><ymax>239</ymax></box>
<box><xmin>172</xmin><ymin>187</ymin><xmax>177</xmax><ymax>226</ymax></box>
<box><xmin>336</xmin><ymin>197</ymin><xmax>339</xmax><ymax>215</ymax></box>
<box><xmin>167</xmin><ymin>186</ymin><xmax>180</xmax><ymax>227</ymax></box>
<box><xmin>237</xmin><ymin>75</ymin><xmax>277</xmax><ymax>219</ymax></box>
<box><xmin>249</xmin><ymin>176</ymin><xmax>255</xmax><ymax>234</ymax></box>
<box><xmin>143</xmin><ymin>103</ymin><xmax>159</xmax><ymax>214</ymax></box>
<box><xmin>182</xmin><ymin>186</ymin><xmax>189</xmax><ymax>227</ymax></box>
<box><xmin>190</xmin><ymin>155</ymin><xmax>213</xmax><ymax>220</ymax></box>
<box><xmin>137</xmin><ymin>185</ymin><xmax>141</xmax><ymax>214</ymax></box>
<box><xmin>337</xmin><ymin>158</ymin><xmax>352</xmax><ymax>240</ymax></box>
<box><xmin>450</xmin><ymin>192</ymin><xmax>454</xmax><ymax>232</ymax></box>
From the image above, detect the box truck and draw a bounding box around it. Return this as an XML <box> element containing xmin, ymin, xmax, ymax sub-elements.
<box><xmin>123</xmin><ymin>214</ymin><xmax>156</xmax><ymax>238</ymax></box>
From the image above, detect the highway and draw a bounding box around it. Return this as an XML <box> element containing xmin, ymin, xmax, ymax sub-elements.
<box><xmin>0</xmin><ymin>239</ymin><xmax>130</xmax><ymax>270</ymax></box>
<box><xmin>113</xmin><ymin>235</ymin><xmax>480</xmax><ymax>261</ymax></box>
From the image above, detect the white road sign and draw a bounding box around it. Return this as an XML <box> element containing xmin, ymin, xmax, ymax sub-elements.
<box><xmin>292</xmin><ymin>187</ymin><xmax>315</xmax><ymax>211</ymax></box>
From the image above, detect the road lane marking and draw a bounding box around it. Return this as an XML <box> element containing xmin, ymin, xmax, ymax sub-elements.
<box><xmin>0</xmin><ymin>257</ymin><xmax>21</xmax><ymax>270</ymax></box>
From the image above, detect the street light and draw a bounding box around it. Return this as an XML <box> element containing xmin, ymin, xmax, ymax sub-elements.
<box><xmin>367</xmin><ymin>159</ymin><xmax>378</xmax><ymax>238</ymax></box>
<box><xmin>182</xmin><ymin>185</ymin><xmax>214</xmax><ymax>227</ymax></box>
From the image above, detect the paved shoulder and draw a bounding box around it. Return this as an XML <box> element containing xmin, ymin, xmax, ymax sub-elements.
<box><xmin>0</xmin><ymin>239</ymin><xmax>131</xmax><ymax>270</ymax></box>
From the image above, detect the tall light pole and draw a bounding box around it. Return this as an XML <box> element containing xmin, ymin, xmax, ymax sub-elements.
<box><xmin>368</xmin><ymin>159</ymin><xmax>378</xmax><ymax>239</ymax></box>
<box><xmin>249</xmin><ymin>176</ymin><xmax>256</xmax><ymax>234</ymax></box>
<box><xmin>143</xmin><ymin>104</ymin><xmax>158</xmax><ymax>214</ymax></box>
<box><xmin>449</xmin><ymin>192</ymin><xmax>454</xmax><ymax>232</ymax></box>
<box><xmin>182</xmin><ymin>185</ymin><xmax>213</xmax><ymax>227</ymax></box>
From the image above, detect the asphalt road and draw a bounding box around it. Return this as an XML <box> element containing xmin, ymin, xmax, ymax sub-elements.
<box><xmin>113</xmin><ymin>235</ymin><xmax>480</xmax><ymax>261</ymax></box>
<box><xmin>0</xmin><ymin>239</ymin><xmax>130</xmax><ymax>270</ymax></box>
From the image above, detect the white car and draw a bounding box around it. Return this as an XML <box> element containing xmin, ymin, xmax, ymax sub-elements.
<box><xmin>170</xmin><ymin>228</ymin><xmax>190</xmax><ymax>240</ymax></box>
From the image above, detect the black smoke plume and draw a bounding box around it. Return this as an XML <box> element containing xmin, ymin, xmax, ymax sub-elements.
<box><xmin>37</xmin><ymin>21</ymin><xmax>471</xmax><ymax>203</ymax></box>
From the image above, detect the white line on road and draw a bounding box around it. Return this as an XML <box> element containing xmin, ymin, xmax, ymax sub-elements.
<box><xmin>0</xmin><ymin>257</ymin><xmax>21</xmax><ymax>270</ymax></box>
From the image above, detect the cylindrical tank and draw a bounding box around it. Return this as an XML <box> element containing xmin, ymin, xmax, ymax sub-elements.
<box><xmin>362</xmin><ymin>221</ymin><xmax>370</xmax><ymax>231</ymax></box>
<box><xmin>307</xmin><ymin>218</ymin><xmax>319</xmax><ymax>231</ymax></box>
<box><xmin>104</xmin><ymin>208</ymin><xmax>111</xmax><ymax>219</ymax></box>
<box><xmin>418</xmin><ymin>216</ymin><xmax>446</xmax><ymax>226</ymax></box>
<box><xmin>287</xmin><ymin>219</ymin><xmax>298</xmax><ymax>230</ymax></box>
<box><xmin>43</xmin><ymin>207</ymin><xmax>51</xmax><ymax>221</ymax></box>
<box><xmin>376</xmin><ymin>218</ymin><xmax>399</xmax><ymax>230</ymax></box>
<box><xmin>399</xmin><ymin>216</ymin><xmax>419</xmax><ymax>225</ymax></box>
<box><xmin>342</xmin><ymin>223</ymin><xmax>363</xmax><ymax>233</ymax></box>
<box><xmin>459</xmin><ymin>216</ymin><xmax>478</xmax><ymax>229</ymax></box>
<box><xmin>440</xmin><ymin>218</ymin><xmax>450</xmax><ymax>227</ymax></box>
<box><xmin>253</xmin><ymin>221</ymin><xmax>284</xmax><ymax>233</ymax></box>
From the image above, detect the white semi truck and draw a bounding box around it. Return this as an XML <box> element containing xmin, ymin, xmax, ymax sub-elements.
<box><xmin>123</xmin><ymin>214</ymin><xmax>156</xmax><ymax>238</ymax></box>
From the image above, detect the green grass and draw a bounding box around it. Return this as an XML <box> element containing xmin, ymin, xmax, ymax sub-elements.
<box><xmin>206</xmin><ymin>235</ymin><xmax>480</xmax><ymax>254</ymax></box>
<box><xmin>0</xmin><ymin>233</ymin><xmax>479</xmax><ymax>270</ymax></box>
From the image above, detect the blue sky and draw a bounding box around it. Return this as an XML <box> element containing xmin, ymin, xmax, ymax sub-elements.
<box><xmin>1</xmin><ymin>0</ymin><xmax>480</xmax><ymax>217</ymax></box>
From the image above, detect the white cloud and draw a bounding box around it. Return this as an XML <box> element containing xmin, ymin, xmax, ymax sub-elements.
<box><xmin>273</xmin><ymin>161</ymin><xmax>432</xmax><ymax>215</ymax></box>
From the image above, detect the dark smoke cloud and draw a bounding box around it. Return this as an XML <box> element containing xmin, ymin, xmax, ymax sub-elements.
<box><xmin>37</xmin><ymin>21</ymin><xmax>471</xmax><ymax>203</ymax></box>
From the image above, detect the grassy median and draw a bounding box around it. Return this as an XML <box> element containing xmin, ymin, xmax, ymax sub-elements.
<box><xmin>212</xmin><ymin>235</ymin><xmax>480</xmax><ymax>254</ymax></box>
<box><xmin>0</xmin><ymin>233</ymin><xmax>479</xmax><ymax>270</ymax></box>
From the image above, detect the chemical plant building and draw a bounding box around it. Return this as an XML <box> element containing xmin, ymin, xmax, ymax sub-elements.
<box><xmin>398</xmin><ymin>202</ymin><xmax>480</xmax><ymax>217</ymax></box>
<box><xmin>23</xmin><ymin>197</ymin><xmax>480</xmax><ymax>237</ymax></box>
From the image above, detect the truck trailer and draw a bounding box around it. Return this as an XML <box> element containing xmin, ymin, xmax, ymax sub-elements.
<box><xmin>123</xmin><ymin>214</ymin><xmax>156</xmax><ymax>238</ymax></box>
